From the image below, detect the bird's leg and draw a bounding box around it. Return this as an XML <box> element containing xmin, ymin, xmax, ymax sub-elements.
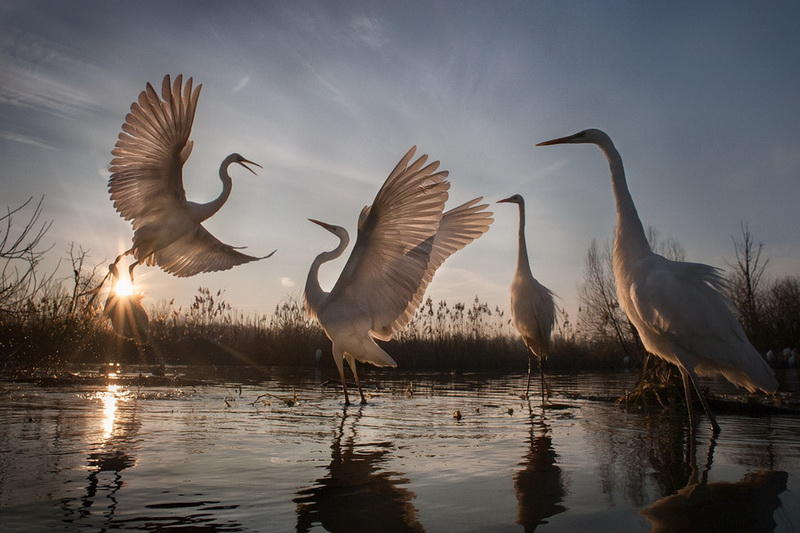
<box><xmin>687</xmin><ymin>370</ymin><xmax>721</xmax><ymax>435</ymax></box>
<box><xmin>525</xmin><ymin>353</ymin><xmax>533</xmax><ymax>398</ymax></box>
<box><xmin>346</xmin><ymin>356</ymin><xmax>367</xmax><ymax>405</ymax></box>
<box><xmin>681</xmin><ymin>368</ymin><xmax>696</xmax><ymax>430</ymax></box>
<box><xmin>539</xmin><ymin>356</ymin><xmax>547</xmax><ymax>405</ymax></box>
<box><xmin>128</xmin><ymin>261</ymin><xmax>140</xmax><ymax>284</ymax></box>
<box><xmin>333</xmin><ymin>348</ymin><xmax>350</xmax><ymax>406</ymax></box>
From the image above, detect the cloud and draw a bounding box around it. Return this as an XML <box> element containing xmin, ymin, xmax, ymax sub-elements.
<box><xmin>232</xmin><ymin>74</ymin><xmax>251</xmax><ymax>93</ymax></box>
<box><xmin>0</xmin><ymin>130</ymin><xmax>55</xmax><ymax>150</ymax></box>
<box><xmin>350</xmin><ymin>16</ymin><xmax>386</xmax><ymax>48</ymax></box>
<box><xmin>280</xmin><ymin>277</ymin><xmax>295</xmax><ymax>288</ymax></box>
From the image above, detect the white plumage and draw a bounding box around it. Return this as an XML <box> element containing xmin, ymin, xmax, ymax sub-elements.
<box><xmin>537</xmin><ymin>128</ymin><xmax>777</xmax><ymax>432</ymax></box>
<box><xmin>498</xmin><ymin>194</ymin><xmax>555</xmax><ymax>399</ymax></box>
<box><xmin>305</xmin><ymin>147</ymin><xmax>493</xmax><ymax>404</ymax></box>
<box><xmin>108</xmin><ymin>74</ymin><xmax>272</xmax><ymax>280</ymax></box>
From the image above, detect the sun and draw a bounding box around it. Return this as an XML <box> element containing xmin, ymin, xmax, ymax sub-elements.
<box><xmin>115</xmin><ymin>276</ymin><xmax>134</xmax><ymax>297</ymax></box>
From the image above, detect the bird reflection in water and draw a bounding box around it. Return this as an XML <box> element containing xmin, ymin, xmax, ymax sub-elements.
<box><xmin>641</xmin><ymin>432</ymin><xmax>789</xmax><ymax>532</ymax></box>
<box><xmin>294</xmin><ymin>406</ymin><xmax>425</xmax><ymax>532</ymax></box>
<box><xmin>60</xmin><ymin>384</ymin><xmax>139</xmax><ymax>527</ymax></box>
<box><xmin>514</xmin><ymin>400</ymin><xmax>567</xmax><ymax>531</ymax></box>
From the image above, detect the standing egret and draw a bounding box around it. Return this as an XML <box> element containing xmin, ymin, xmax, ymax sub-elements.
<box><xmin>305</xmin><ymin>147</ymin><xmax>493</xmax><ymax>405</ymax></box>
<box><xmin>537</xmin><ymin>129</ymin><xmax>777</xmax><ymax>433</ymax></box>
<box><xmin>107</xmin><ymin>74</ymin><xmax>273</xmax><ymax>283</ymax></box>
<box><xmin>497</xmin><ymin>194</ymin><xmax>555</xmax><ymax>400</ymax></box>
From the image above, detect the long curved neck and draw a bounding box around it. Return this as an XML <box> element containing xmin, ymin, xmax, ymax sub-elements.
<box><xmin>305</xmin><ymin>230</ymin><xmax>350</xmax><ymax>315</ymax></box>
<box><xmin>192</xmin><ymin>158</ymin><xmax>234</xmax><ymax>222</ymax></box>
<box><xmin>515</xmin><ymin>202</ymin><xmax>533</xmax><ymax>277</ymax></box>
<box><xmin>597</xmin><ymin>137</ymin><xmax>650</xmax><ymax>262</ymax></box>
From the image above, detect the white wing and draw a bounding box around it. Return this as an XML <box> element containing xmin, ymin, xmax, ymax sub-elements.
<box><xmin>372</xmin><ymin>197</ymin><xmax>494</xmax><ymax>340</ymax></box>
<box><xmin>327</xmin><ymin>147</ymin><xmax>450</xmax><ymax>336</ymax></box>
<box><xmin>628</xmin><ymin>255</ymin><xmax>777</xmax><ymax>392</ymax></box>
<box><xmin>108</xmin><ymin>74</ymin><xmax>201</xmax><ymax>229</ymax></box>
<box><xmin>153</xmin><ymin>225</ymin><xmax>273</xmax><ymax>277</ymax></box>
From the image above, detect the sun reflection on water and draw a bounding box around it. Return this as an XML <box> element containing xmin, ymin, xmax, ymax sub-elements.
<box><xmin>101</xmin><ymin>384</ymin><xmax>122</xmax><ymax>440</ymax></box>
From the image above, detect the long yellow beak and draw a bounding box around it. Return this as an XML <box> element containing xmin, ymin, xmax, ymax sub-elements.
<box><xmin>238</xmin><ymin>158</ymin><xmax>263</xmax><ymax>175</ymax></box>
<box><xmin>536</xmin><ymin>134</ymin><xmax>578</xmax><ymax>146</ymax></box>
<box><xmin>308</xmin><ymin>218</ymin><xmax>332</xmax><ymax>230</ymax></box>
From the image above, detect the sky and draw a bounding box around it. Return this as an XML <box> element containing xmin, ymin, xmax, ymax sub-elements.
<box><xmin>1</xmin><ymin>0</ymin><xmax>799</xmax><ymax>321</ymax></box>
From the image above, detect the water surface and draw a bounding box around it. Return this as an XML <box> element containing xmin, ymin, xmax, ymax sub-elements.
<box><xmin>1</xmin><ymin>369</ymin><xmax>798</xmax><ymax>531</ymax></box>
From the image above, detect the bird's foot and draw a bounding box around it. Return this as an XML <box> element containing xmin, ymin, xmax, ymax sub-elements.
<box><xmin>360</xmin><ymin>398</ymin><xmax>368</xmax><ymax>405</ymax></box>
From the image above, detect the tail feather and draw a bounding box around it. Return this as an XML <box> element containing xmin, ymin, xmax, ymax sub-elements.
<box><xmin>354</xmin><ymin>337</ymin><xmax>398</xmax><ymax>368</ymax></box>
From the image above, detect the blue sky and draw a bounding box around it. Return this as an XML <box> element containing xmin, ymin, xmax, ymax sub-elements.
<box><xmin>1</xmin><ymin>0</ymin><xmax>798</xmax><ymax>320</ymax></box>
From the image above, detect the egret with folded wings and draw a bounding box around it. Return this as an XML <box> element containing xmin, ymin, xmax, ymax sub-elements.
<box><xmin>107</xmin><ymin>74</ymin><xmax>273</xmax><ymax>283</ymax></box>
<box><xmin>305</xmin><ymin>147</ymin><xmax>493</xmax><ymax>404</ymax></box>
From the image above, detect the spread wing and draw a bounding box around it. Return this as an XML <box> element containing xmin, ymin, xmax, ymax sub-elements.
<box><xmin>153</xmin><ymin>224</ymin><xmax>274</xmax><ymax>278</ymax></box>
<box><xmin>628</xmin><ymin>255</ymin><xmax>776</xmax><ymax>392</ymax></box>
<box><xmin>108</xmin><ymin>74</ymin><xmax>201</xmax><ymax>229</ymax></box>
<box><xmin>372</xmin><ymin>197</ymin><xmax>494</xmax><ymax>340</ymax></box>
<box><xmin>327</xmin><ymin>147</ymin><xmax>450</xmax><ymax>335</ymax></box>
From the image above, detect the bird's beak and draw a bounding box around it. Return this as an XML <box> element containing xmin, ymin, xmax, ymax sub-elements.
<box><xmin>536</xmin><ymin>133</ymin><xmax>579</xmax><ymax>146</ymax></box>
<box><xmin>497</xmin><ymin>196</ymin><xmax>515</xmax><ymax>204</ymax></box>
<box><xmin>308</xmin><ymin>218</ymin><xmax>332</xmax><ymax>230</ymax></box>
<box><xmin>238</xmin><ymin>158</ymin><xmax>262</xmax><ymax>175</ymax></box>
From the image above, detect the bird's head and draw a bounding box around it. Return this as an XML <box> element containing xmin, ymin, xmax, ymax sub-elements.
<box><xmin>308</xmin><ymin>218</ymin><xmax>348</xmax><ymax>240</ymax></box>
<box><xmin>497</xmin><ymin>193</ymin><xmax>524</xmax><ymax>205</ymax></box>
<box><xmin>228</xmin><ymin>153</ymin><xmax>262</xmax><ymax>175</ymax></box>
<box><xmin>536</xmin><ymin>128</ymin><xmax>609</xmax><ymax>146</ymax></box>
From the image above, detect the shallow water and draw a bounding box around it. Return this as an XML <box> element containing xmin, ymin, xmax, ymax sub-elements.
<box><xmin>1</xmin><ymin>369</ymin><xmax>798</xmax><ymax>532</ymax></box>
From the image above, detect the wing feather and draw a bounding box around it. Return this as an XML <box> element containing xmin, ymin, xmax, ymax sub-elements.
<box><xmin>628</xmin><ymin>256</ymin><xmax>777</xmax><ymax>392</ymax></box>
<box><xmin>108</xmin><ymin>74</ymin><xmax>201</xmax><ymax>228</ymax></box>
<box><xmin>327</xmin><ymin>147</ymin><xmax>450</xmax><ymax>335</ymax></box>
<box><xmin>372</xmin><ymin>197</ymin><xmax>494</xmax><ymax>339</ymax></box>
<box><xmin>153</xmin><ymin>225</ymin><xmax>273</xmax><ymax>278</ymax></box>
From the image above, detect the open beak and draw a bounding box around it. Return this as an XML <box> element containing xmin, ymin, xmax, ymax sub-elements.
<box><xmin>536</xmin><ymin>133</ymin><xmax>579</xmax><ymax>146</ymax></box>
<box><xmin>308</xmin><ymin>218</ymin><xmax>332</xmax><ymax>230</ymax></box>
<box><xmin>497</xmin><ymin>196</ymin><xmax>515</xmax><ymax>204</ymax></box>
<box><xmin>238</xmin><ymin>158</ymin><xmax>262</xmax><ymax>175</ymax></box>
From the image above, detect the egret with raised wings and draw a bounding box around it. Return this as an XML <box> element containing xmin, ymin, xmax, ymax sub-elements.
<box><xmin>537</xmin><ymin>129</ymin><xmax>777</xmax><ymax>433</ymax></box>
<box><xmin>305</xmin><ymin>147</ymin><xmax>493</xmax><ymax>405</ymax></box>
<box><xmin>498</xmin><ymin>194</ymin><xmax>555</xmax><ymax>401</ymax></box>
<box><xmin>107</xmin><ymin>74</ymin><xmax>273</xmax><ymax>282</ymax></box>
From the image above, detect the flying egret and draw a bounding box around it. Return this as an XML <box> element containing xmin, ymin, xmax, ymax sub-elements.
<box><xmin>305</xmin><ymin>147</ymin><xmax>493</xmax><ymax>405</ymax></box>
<box><xmin>107</xmin><ymin>74</ymin><xmax>273</xmax><ymax>282</ymax></box>
<box><xmin>497</xmin><ymin>194</ymin><xmax>555</xmax><ymax>400</ymax></box>
<box><xmin>537</xmin><ymin>129</ymin><xmax>777</xmax><ymax>433</ymax></box>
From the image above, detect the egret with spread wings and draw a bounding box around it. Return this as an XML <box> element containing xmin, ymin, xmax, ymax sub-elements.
<box><xmin>305</xmin><ymin>147</ymin><xmax>493</xmax><ymax>404</ymax></box>
<box><xmin>537</xmin><ymin>129</ymin><xmax>777</xmax><ymax>433</ymax></box>
<box><xmin>107</xmin><ymin>74</ymin><xmax>273</xmax><ymax>282</ymax></box>
<box><xmin>497</xmin><ymin>194</ymin><xmax>555</xmax><ymax>401</ymax></box>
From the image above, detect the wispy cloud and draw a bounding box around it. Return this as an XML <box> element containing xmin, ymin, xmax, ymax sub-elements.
<box><xmin>0</xmin><ymin>130</ymin><xmax>55</xmax><ymax>150</ymax></box>
<box><xmin>232</xmin><ymin>74</ymin><xmax>251</xmax><ymax>93</ymax></box>
<box><xmin>350</xmin><ymin>16</ymin><xmax>386</xmax><ymax>49</ymax></box>
<box><xmin>280</xmin><ymin>277</ymin><xmax>296</xmax><ymax>288</ymax></box>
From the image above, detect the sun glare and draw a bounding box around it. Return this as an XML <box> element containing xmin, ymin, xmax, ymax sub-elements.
<box><xmin>115</xmin><ymin>276</ymin><xmax>134</xmax><ymax>297</ymax></box>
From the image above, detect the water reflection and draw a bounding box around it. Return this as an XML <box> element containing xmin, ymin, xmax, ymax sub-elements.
<box><xmin>641</xmin><ymin>433</ymin><xmax>789</xmax><ymax>532</ymax></box>
<box><xmin>61</xmin><ymin>384</ymin><xmax>140</xmax><ymax>528</ymax></box>
<box><xmin>514</xmin><ymin>401</ymin><xmax>567</xmax><ymax>531</ymax></box>
<box><xmin>294</xmin><ymin>406</ymin><xmax>425</xmax><ymax>532</ymax></box>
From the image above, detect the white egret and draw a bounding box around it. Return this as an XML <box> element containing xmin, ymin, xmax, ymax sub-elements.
<box><xmin>108</xmin><ymin>74</ymin><xmax>273</xmax><ymax>282</ymax></box>
<box><xmin>537</xmin><ymin>129</ymin><xmax>777</xmax><ymax>433</ymax></box>
<box><xmin>497</xmin><ymin>194</ymin><xmax>555</xmax><ymax>400</ymax></box>
<box><xmin>305</xmin><ymin>147</ymin><xmax>493</xmax><ymax>404</ymax></box>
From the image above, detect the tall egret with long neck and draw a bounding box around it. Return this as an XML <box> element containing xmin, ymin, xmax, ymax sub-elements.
<box><xmin>305</xmin><ymin>147</ymin><xmax>493</xmax><ymax>405</ymax></box>
<box><xmin>537</xmin><ymin>129</ymin><xmax>777</xmax><ymax>433</ymax></box>
<box><xmin>108</xmin><ymin>74</ymin><xmax>273</xmax><ymax>282</ymax></box>
<box><xmin>497</xmin><ymin>194</ymin><xmax>555</xmax><ymax>400</ymax></box>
